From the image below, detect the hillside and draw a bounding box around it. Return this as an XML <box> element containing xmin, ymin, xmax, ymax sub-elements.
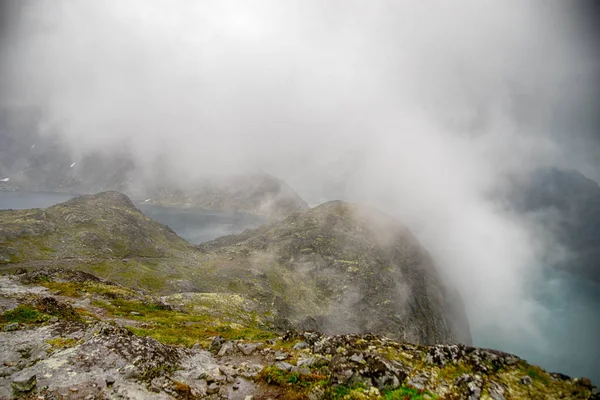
<box><xmin>198</xmin><ymin>201</ymin><xmax>471</xmax><ymax>346</ymax></box>
<box><xmin>1</xmin><ymin>193</ymin><xmax>468</xmax><ymax>346</ymax></box>
<box><xmin>0</xmin><ymin>191</ymin><xmax>193</xmax><ymax>263</ymax></box>
<box><xmin>1</xmin><ymin>192</ymin><xmax>597</xmax><ymax>397</ymax></box>
<box><xmin>0</xmin><ymin>268</ymin><xmax>597</xmax><ymax>399</ymax></box>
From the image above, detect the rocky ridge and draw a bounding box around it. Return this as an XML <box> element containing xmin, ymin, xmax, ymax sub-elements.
<box><xmin>0</xmin><ymin>269</ymin><xmax>597</xmax><ymax>400</ymax></box>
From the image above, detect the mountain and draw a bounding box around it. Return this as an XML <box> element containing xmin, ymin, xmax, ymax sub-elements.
<box><xmin>0</xmin><ymin>191</ymin><xmax>193</xmax><ymax>263</ymax></box>
<box><xmin>0</xmin><ymin>192</ymin><xmax>597</xmax><ymax>398</ymax></box>
<box><xmin>509</xmin><ymin>167</ymin><xmax>600</xmax><ymax>283</ymax></box>
<box><xmin>0</xmin><ymin>192</ymin><xmax>468</xmax><ymax>346</ymax></box>
<box><xmin>0</xmin><ymin>108</ymin><xmax>307</xmax><ymax>218</ymax></box>
<box><xmin>198</xmin><ymin>200</ymin><xmax>471</xmax><ymax>346</ymax></box>
<box><xmin>142</xmin><ymin>173</ymin><xmax>309</xmax><ymax>218</ymax></box>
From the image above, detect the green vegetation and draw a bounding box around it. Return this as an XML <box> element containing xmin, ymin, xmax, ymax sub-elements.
<box><xmin>91</xmin><ymin>297</ymin><xmax>277</xmax><ymax>347</ymax></box>
<box><xmin>382</xmin><ymin>386</ymin><xmax>436</xmax><ymax>400</ymax></box>
<box><xmin>257</xmin><ymin>366</ymin><xmax>433</xmax><ymax>400</ymax></box>
<box><xmin>524</xmin><ymin>365</ymin><xmax>551</xmax><ymax>385</ymax></box>
<box><xmin>41</xmin><ymin>280</ymin><xmax>139</xmax><ymax>299</ymax></box>
<box><xmin>0</xmin><ymin>304</ymin><xmax>49</xmax><ymax>324</ymax></box>
<box><xmin>260</xmin><ymin>365</ymin><xmax>328</xmax><ymax>388</ymax></box>
<box><xmin>46</xmin><ymin>337</ymin><xmax>78</xmax><ymax>352</ymax></box>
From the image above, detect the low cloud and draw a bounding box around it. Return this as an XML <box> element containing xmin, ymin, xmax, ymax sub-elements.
<box><xmin>1</xmin><ymin>0</ymin><xmax>599</xmax><ymax>377</ymax></box>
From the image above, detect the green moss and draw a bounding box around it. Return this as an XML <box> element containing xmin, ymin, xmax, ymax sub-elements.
<box><xmin>41</xmin><ymin>280</ymin><xmax>139</xmax><ymax>300</ymax></box>
<box><xmin>0</xmin><ymin>305</ymin><xmax>49</xmax><ymax>324</ymax></box>
<box><xmin>259</xmin><ymin>365</ymin><xmax>330</xmax><ymax>391</ymax></box>
<box><xmin>524</xmin><ymin>365</ymin><xmax>551</xmax><ymax>385</ymax></box>
<box><xmin>437</xmin><ymin>361</ymin><xmax>473</xmax><ymax>381</ymax></box>
<box><xmin>46</xmin><ymin>337</ymin><xmax>78</xmax><ymax>352</ymax></box>
<box><xmin>91</xmin><ymin>297</ymin><xmax>277</xmax><ymax>347</ymax></box>
<box><xmin>382</xmin><ymin>385</ymin><xmax>436</xmax><ymax>400</ymax></box>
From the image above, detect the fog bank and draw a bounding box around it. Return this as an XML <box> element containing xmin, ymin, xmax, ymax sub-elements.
<box><xmin>1</xmin><ymin>0</ymin><xmax>599</xmax><ymax>378</ymax></box>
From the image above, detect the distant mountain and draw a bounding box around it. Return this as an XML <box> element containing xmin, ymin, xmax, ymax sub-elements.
<box><xmin>510</xmin><ymin>167</ymin><xmax>600</xmax><ymax>283</ymax></box>
<box><xmin>0</xmin><ymin>107</ymin><xmax>307</xmax><ymax>218</ymax></box>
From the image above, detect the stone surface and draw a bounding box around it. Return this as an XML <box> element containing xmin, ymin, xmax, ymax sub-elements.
<box><xmin>11</xmin><ymin>372</ymin><xmax>36</xmax><ymax>392</ymax></box>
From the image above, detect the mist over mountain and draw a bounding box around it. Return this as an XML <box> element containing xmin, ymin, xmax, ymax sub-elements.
<box><xmin>1</xmin><ymin>192</ymin><xmax>597</xmax><ymax>398</ymax></box>
<box><xmin>0</xmin><ymin>113</ymin><xmax>308</xmax><ymax>218</ymax></box>
<box><xmin>1</xmin><ymin>0</ymin><xmax>600</xmax><ymax>396</ymax></box>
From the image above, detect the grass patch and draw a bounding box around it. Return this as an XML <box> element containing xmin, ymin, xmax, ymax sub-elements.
<box><xmin>259</xmin><ymin>365</ymin><xmax>329</xmax><ymax>390</ymax></box>
<box><xmin>437</xmin><ymin>361</ymin><xmax>473</xmax><ymax>381</ymax></box>
<box><xmin>0</xmin><ymin>304</ymin><xmax>49</xmax><ymax>324</ymax></box>
<box><xmin>524</xmin><ymin>365</ymin><xmax>550</xmax><ymax>385</ymax></box>
<box><xmin>46</xmin><ymin>337</ymin><xmax>78</xmax><ymax>352</ymax></box>
<box><xmin>93</xmin><ymin>297</ymin><xmax>277</xmax><ymax>347</ymax></box>
<box><xmin>41</xmin><ymin>280</ymin><xmax>139</xmax><ymax>299</ymax></box>
<box><xmin>382</xmin><ymin>385</ymin><xmax>436</xmax><ymax>400</ymax></box>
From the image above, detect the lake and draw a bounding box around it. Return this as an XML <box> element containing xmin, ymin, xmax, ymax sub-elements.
<box><xmin>1</xmin><ymin>190</ymin><xmax>598</xmax><ymax>383</ymax></box>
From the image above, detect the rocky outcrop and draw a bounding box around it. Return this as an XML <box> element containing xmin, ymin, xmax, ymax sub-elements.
<box><xmin>0</xmin><ymin>272</ymin><xmax>597</xmax><ymax>399</ymax></box>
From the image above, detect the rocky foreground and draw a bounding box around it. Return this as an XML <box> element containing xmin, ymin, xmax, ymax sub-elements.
<box><xmin>1</xmin><ymin>268</ymin><xmax>598</xmax><ymax>400</ymax></box>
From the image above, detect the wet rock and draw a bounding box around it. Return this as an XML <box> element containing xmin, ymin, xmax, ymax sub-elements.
<box><xmin>209</xmin><ymin>335</ymin><xmax>226</xmax><ymax>353</ymax></box>
<box><xmin>218</xmin><ymin>341</ymin><xmax>235</xmax><ymax>356</ymax></box>
<box><xmin>275</xmin><ymin>362</ymin><xmax>294</xmax><ymax>372</ymax></box>
<box><xmin>293</xmin><ymin>341</ymin><xmax>308</xmax><ymax>350</ymax></box>
<box><xmin>207</xmin><ymin>382</ymin><xmax>219</xmax><ymax>394</ymax></box>
<box><xmin>237</xmin><ymin>342</ymin><xmax>263</xmax><ymax>356</ymax></box>
<box><xmin>34</xmin><ymin>296</ymin><xmax>80</xmax><ymax>320</ymax></box>
<box><xmin>11</xmin><ymin>372</ymin><xmax>36</xmax><ymax>392</ymax></box>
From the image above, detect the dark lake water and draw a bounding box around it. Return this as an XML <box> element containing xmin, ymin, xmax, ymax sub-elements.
<box><xmin>1</xmin><ymin>191</ymin><xmax>598</xmax><ymax>382</ymax></box>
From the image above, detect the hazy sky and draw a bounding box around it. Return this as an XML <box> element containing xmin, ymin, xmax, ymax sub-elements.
<box><xmin>1</xmin><ymin>0</ymin><xmax>599</xmax><ymax>378</ymax></box>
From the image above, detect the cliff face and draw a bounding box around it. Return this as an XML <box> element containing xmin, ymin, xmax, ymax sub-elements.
<box><xmin>199</xmin><ymin>201</ymin><xmax>471</xmax><ymax>345</ymax></box>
